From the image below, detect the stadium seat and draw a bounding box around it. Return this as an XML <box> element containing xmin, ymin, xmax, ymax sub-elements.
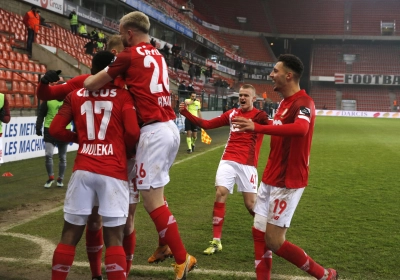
<box><xmin>4</xmin><ymin>71</ymin><xmax>12</xmax><ymax>81</ymax></box>
<box><xmin>26</xmin><ymin>73</ymin><xmax>34</xmax><ymax>82</ymax></box>
<box><xmin>15</xmin><ymin>52</ymin><xmax>23</xmax><ymax>61</ymax></box>
<box><xmin>12</xmin><ymin>72</ymin><xmax>21</xmax><ymax>81</ymax></box>
<box><xmin>28</xmin><ymin>62</ymin><xmax>35</xmax><ymax>72</ymax></box>
<box><xmin>2</xmin><ymin>50</ymin><xmax>9</xmax><ymax>60</ymax></box>
<box><xmin>11</xmin><ymin>80</ymin><xmax>20</xmax><ymax>94</ymax></box>
<box><xmin>0</xmin><ymin>70</ymin><xmax>5</xmax><ymax>80</ymax></box>
<box><xmin>22</xmin><ymin>53</ymin><xmax>29</xmax><ymax>62</ymax></box>
<box><xmin>22</xmin><ymin>94</ymin><xmax>33</xmax><ymax>108</ymax></box>
<box><xmin>19</xmin><ymin>81</ymin><xmax>28</xmax><ymax>94</ymax></box>
<box><xmin>9</xmin><ymin>51</ymin><xmax>16</xmax><ymax>61</ymax></box>
<box><xmin>40</xmin><ymin>64</ymin><xmax>46</xmax><ymax>73</ymax></box>
<box><xmin>34</xmin><ymin>63</ymin><xmax>41</xmax><ymax>73</ymax></box>
<box><xmin>21</xmin><ymin>72</ymin><xmax>28</xmax><ymax>81</ymax></box>
<box><xmin>21</xmin><ymin>62</ymin><xmax>28</xmax><ymax>71</ymax></box>
<box><xmin>14</xmin><ymin>93</ymin><xmax>23</xmax><ymax>109</ymax></box>
<box><xmin>32</xmin><ymin>74</ymin><xmax>39</xmax><ymax>83</ymax></box>
<box><xmin>14</xmin><ymin>61</ymin><xmax>21</xmax><ymax>70</ymax></box>
<box><xmin>4</xmin><ymin>43</ymin><xmax>11</xmax><ymax>51</ymax></box>
<box><xmin>6</xmin><ymin>60</ymin><xmax>13</xmax><ymax>69</ymax></box>
<box><xmin>0</xmin><ymin>79</ymin><xmax>8</xmax><ymax>94</ymax></box>
<box><xmin>5</xmin><ymin>93</ymin><xmax>15</xmax><ymax>108</ymax></box>
<box><xmin>26</xmin><ymin>82</ymin><xmax>35</xmax><ymax>95</ymax></box>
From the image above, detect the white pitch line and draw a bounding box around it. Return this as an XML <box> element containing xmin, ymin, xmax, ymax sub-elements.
<box><xmin>0</xmin><ymin>144</ymin><xmax>316</xmax><ymax>280</ymax></box>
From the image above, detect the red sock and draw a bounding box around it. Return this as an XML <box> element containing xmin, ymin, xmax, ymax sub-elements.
<box><xmin>105</xmin><ymin>246</ymin><xmax>127</xmax><ymax>280</ymax></box>
<box><xmin>275</xmin><ymin>240</ymin><xmax>325</xmax><ymax>279</ymax></box>
<box><xmin>150</xmin><ymin>205</ymin><xmax>187</xmax><ymax>264</ymax></box>
<box><xmin>212</xmin><ymin>202</ymin><xmax>225</xmax><ymax>239</ymax></box>
<box><xmin>123</xmin><ymin>229</ymin><xmax>136</xmax><ymax>276</ymax></box>
<box><xmin>252</xmin><ymin>227</ymin><xmax>272</xmax><ymax>280</ymax></box>
<box><xmin>157</xmin><ymin>196</ymin><xmax>169</xmax><ymax>246</ymax></box>
<box><xmin>86</xmin><ymin>227</ymin><xmax>103</xmax><ymax>277</ymax></box>
<box><xmin>52</xmin><ymin>243</ymin><xmax>75</xmax><ymax>280</ymax></box>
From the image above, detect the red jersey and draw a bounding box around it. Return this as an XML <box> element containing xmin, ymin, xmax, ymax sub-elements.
<box><xmin>50</xmin><ymin>83</ymin><xmax>140</xmax><ymax>181</ymax></box>
<box><xmin>182</xmin><ymin>108</ymin><xmax>269</xmax><ymax>167</ymax></box>
<box><xmin>105</xmin><ymin>42</ymin><xmax>176</xmax><ymax>124</ymax></box>
<box><xmin>37</xmin><ymin>74</ymin><xmax>126</xmax><ymax>101</ymax></box>
<box><xmin>254</xmin><ymin>90</ymin><xmax>315</xmax><ymax>189</ymax></box>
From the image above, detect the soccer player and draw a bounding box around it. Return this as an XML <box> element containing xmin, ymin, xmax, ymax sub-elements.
<box><xmin>184</xmin><ymin>92</ymin><xmax>202</xmax><ymax>154</ymax></box>
<box><xmin>36</xmin><ymin>36</ymin><xmax>139</xmax><ymax>279</ymax></box>
<box><xmin>232</xmin><ymin>54</ymin><xmax>338</xmax><ymax>280</ymax></box>
<box><xmin>49</xmin><ymin>51</ymin><xmax>140</xmax><ymax>280</ymax></box>
<box><xmin>179</xmin><ymin>84</ymin><xmax>269</xmax><ymax>255</ymax></box>
<box><xmin>84</xmin><ymin>11</ymin><xmax>197</xmax><ymax>279</ymax></box>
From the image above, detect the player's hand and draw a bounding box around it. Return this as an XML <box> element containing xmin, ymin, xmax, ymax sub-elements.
<box><xmin>179</xmin><ymin>102</ymin><xmax>187</xmax><ymax>112</ymax></box>
<box><xmin>36</xmin><ymin>130</ymin><xmax>43</xmax><ymax>136</ymax></box>
<box><xmin>232</xmin><ymin>116</ymin><xmax>254</xmax><ymax>131</ymax></box>
<box><xmin>41</xmin><ymin>70</ymin><xmax>62</xmax><ymax>84</ymax></box>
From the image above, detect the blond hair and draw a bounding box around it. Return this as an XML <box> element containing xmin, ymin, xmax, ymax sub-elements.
<box><xmin>120</xmin><ymin>11</ymin><xmax>150</xmax><ymax>34</ymax></box>
<box><xmin>106</xmin><ymin>35</ymin><xmax>124</xmax><ymax>52</ymax></box>
<box><xmin>240</xmin><ymin>84</ymin><xmax>256</xmax><ymax>95</ymax></box>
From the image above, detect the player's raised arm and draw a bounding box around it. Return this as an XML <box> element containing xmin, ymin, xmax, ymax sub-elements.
<box><xmin>83</xmin><ymin>69</ymin><xmax>113</xmax><ymax>91</ymax></box>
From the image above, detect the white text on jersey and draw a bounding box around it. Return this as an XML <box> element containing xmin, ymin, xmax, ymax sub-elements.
<box><xmin>81</xmin><ymin>143</ymin><xmax>114</xmax><ymax>155</ymax></box>
<box><xmin>77</xmin><ymin>88</ymin><xmax>117</xmax><ymax>97</ymax></box>
<box><xmin>158</xmin><ymin>95</ymin><xmax>171</xmax><ymax>107</ymax></box>
<box><xmin>136</xmin><ymin>47</ymin><xmax>161</xmax><ymax>56</ymax></box>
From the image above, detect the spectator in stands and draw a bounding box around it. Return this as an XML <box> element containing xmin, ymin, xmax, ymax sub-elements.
<box><xmin>204</xmin><ymin>67</ymin><xmax>210</xmax><ymax>82</ymax></box>
<box><xmin>35</xmin><ymin>90</ymin><xmax>70</xmax><ymax>189</ymax></box>
<box><xmin>78</xmin><ymin>23</ymin><xmax>89</xmax><ymax>38</ymax></box>
<box><xmin>238</xmin><ymin>71</ymin><xmax>244</xmax><ymax>82</ymax></box>
<box><xmin>184</xmin><ymin>92</ymin><xmax>202</xmax><ymax>154</ymax></box>
<box><xmin>209</xmin><ymin>65</ymin><xmax>213</xmax><ymax>79</ymax></box>
<box><xmin>0</xmin><ymin>92</ymin><xmax>11</xmax><ymax>166</ymax></box>
<box><xmin>195</xmin><ymin>65</ymin><xmax>201</xmax><ymax>81</ymax></box>
<box><xmin>323</xmin><ymin>104</ymin><xmax>328</xmax><ymax>109</ymax></box>
<box><xmin>173</xmin><ymin>54</ymin><xmax>184</xmax><ymax>71</ymax></box>
<box><xmin>187</xmin><ymin>83</ymin><xmax>195</xmax><ymax>93</ymax></box>
<box><xmin>91</xmin><ymin>27</ymin><xmax>99</xmax><ymax>41</ymax></box>
<box><xmin>171</xmin><ymin>44</ymin><xmax>182</xmax><ymax>56</ymax></box>
<box><xmin>68</xmin><ymin>9</ymin><xmax>78</xmax><ymax>35</ymax></box>
<box><xmin>97</xmin><ymin>40</ymin><xmax>104</xmax><ymax>51</ymax></box>
<box><xmin>98</xmin><ymin>29</ymin><xmax>105</xmax><ymax>43</ymax></box>
<box><xmin>178</xmin><ymin>80</ymin><xmax>187</xmax><ymax>97</ymax></box>
<box><xmin>188</xmin><ymin>63</ymin><xmax>196</xmax><ymax>81</ymax></box>
<box><xmin>222</xmin><ymin>104</ymin><xmax>229</xmax><ymax>113</ymax></box>
<box><xmin>233</xmin><ymin>99</ymin><xmax>240</xmax><ymax>109</ymax></box>
<box><xmin>23</xmin><ymin>6</ymin><xmax>40</xmax><ymax>57</ymax></box>
<box><xmin>37</xmin><ymin>11</ymin><xmax>52</xmax><ymax>28</ymax></box>
<box><xmin>84</xmin><ymin>39</ymin><xmax>97</xmax><ymax>56</ymax></box>
<box><xmin>159</xmin><ymin>44</ymin><xmax>171</xmax><ymax>66</ymax></box>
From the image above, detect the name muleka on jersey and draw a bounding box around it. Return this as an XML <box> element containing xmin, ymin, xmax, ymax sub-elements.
<box><xmin>81</xmin><ymin>143</ymin><xmax>114</xmax><ymax>155</ymax></box>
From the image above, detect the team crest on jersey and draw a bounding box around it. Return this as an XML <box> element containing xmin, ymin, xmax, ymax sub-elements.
<box><xmin>280</xmin><ymin>108</ymin><xmax>288</xmax><ymax>118</ymax></box>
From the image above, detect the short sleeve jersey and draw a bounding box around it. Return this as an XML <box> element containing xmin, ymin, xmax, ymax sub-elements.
<box><xmin>262</xmin><ymin>90</ymin><xmax>315</xmax><ymax>189</ymax></box>
<box><xmin>183</xmin><ymin>107</ymin><xmax>269</xmax><ymax>167</ymax></box>
<box><xmin>185</xmin><ymin>99</ymin><xmax>201</xmax><ymax>117</ymax></box>
<box><xmin>105</xmin><ymin>42</ymin><xmax>176</xmax><ymax>124</ymax></box>
<box><xmin>57</xmin><ymin>84</ymin><xmax>136</xmax><ymax>180</ymax></box>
